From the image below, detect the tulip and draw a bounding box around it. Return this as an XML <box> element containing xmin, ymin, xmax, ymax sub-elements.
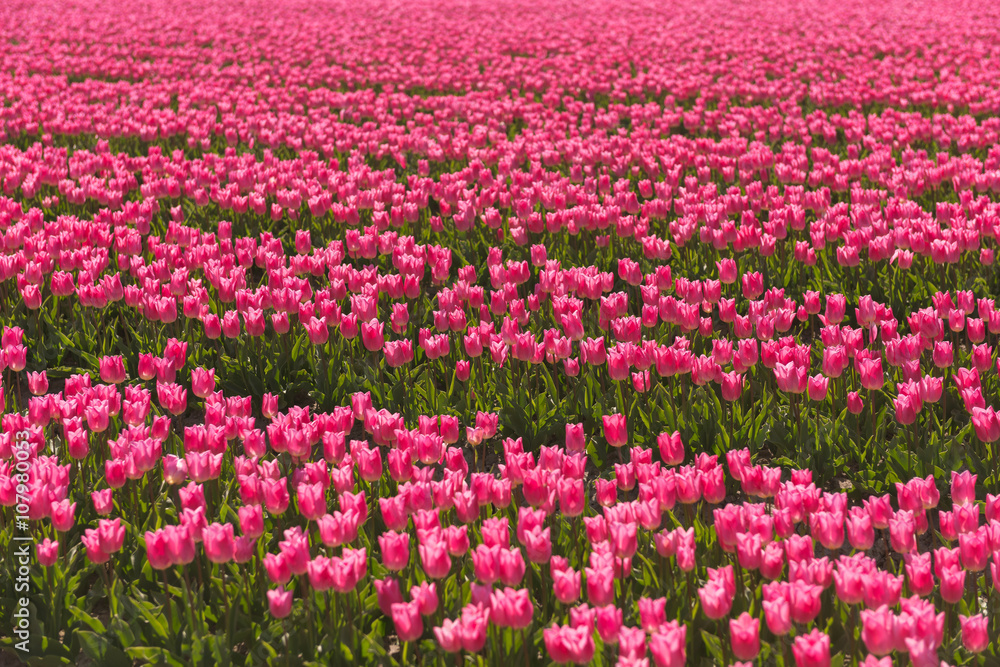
<box><xmin>379</xmin><ymin>531</ymin><xmax>410</xmax><ymax>571</ymax></box>
<box><xmin>434</xmin><ymin>619</ymin><xmax>462</xmax><ymax>653</ymax></box>
<box><xmin>717</xmin><ymin>258</ymin><xmax>737</xmax><ymax>284</ymax></box>
<box><xmin>619</xmin><ymin>626</ymin><xmax>646</xmax><ymax>660</ymax></box>
<box><xmin>391</xmin><ymin>601</ymin><xmax>423</xmax><ymax>642</ymax></box>
<box><xmin>764</xmin><ymin>597</ymin><xmax>792</xmax><ymax>636</ymax></box>
<box><xmin>648</xmin><ymin>621</ymin><xmax>686</xmax><ymax>667</ymax></box>
<box><xmin>721</xmin><ymin>371</ymin><xmax>743</xmax><ymax>401</ymax></box>
<box><xmin>238</xmin><ymin>505</ymin><xmax>264</xmax><ymax>539</ymax></box>
<box><xmin>267</xmin><ymin>587</ymin><xmax>293</xmax><ymax>618</ymax></box>
<box><xmin>564</xmin><ymin>422</ymin><xmax>585</xmax><ymax>452</ymax></box>
<box><xmin>50</xmin><ymin>499</ymin><xmax>77</xmax><ymax>532</ymax></box>
<box><xmin>807</xmin><ymin>374</ymin><xmax>828</xmax><ymax>401</ymax></box>
<box><xmin>419</xmin><ymin>540</ymin><xmax>452</xmax><ymax>579</ymax></box>
<box><xmin>92</xmin><ymin>489</ymin><xmax>114</xmax><ymax>516</ymax></box>
<box><xmin>959</xmin><ymin>614</ymin><xmax>989</xmax><ymax>653</ymax></box>
<box><xmin>361</xmin><ymin>318</ymin><xmax>385</xmax><ymax>351</ymax></box>
<box><xmin>523</xmin><ymin>526</ymin><xmax>552</xmax><ymax>563</ymax></box>
<box><xmin>971</xmin><ymin>406</ymin><xmax>1000</xmax><ymax>443</ymax></box>
<box><xmin>792</xmin><ymin>629</ymin><xmax>830</xmax><ymax>667</ymax></box>
<box><xmin>191</xmin><ymin>367</ymin><xmax>216</xmax><ymax>398</ymax></box>
<box><xmin>741</xmin><ymin>272</ymin><xmax>763</xmax><ymax>299</ymax></box>
<box><xmin>410</xmin><ymin>581</ymin><xmax>439</xmax><ymax>617</ymax></box>
<box><xmin>27</xmin><ymin>371</ymin><xmax>48</xmax><ymax>395</ymax></box>
<box><xmin>959</xmin><ymin>528</ymin><xmax>989</xmax><ymax>571</ymax></box>
<box><xmin>857</xmin><ymin>357</ymin><xmax>883</xmax><ymax>390</ymax></box>
<box><xmin>810</xmin><ymin>511</ymin><xmax>844</xmax><ymax>550</ymax></box>
<box><xmin>490</xmin><ymin>587</ymin><xmax>532</xmax><ymax>629</ymax></box>
<box><xmin>603</xmin><ymin>414</ymin><xmax>628</xmax><ymax>448</ymax></box>
<box><xmin>939</xmin><ymin>565</ymin><xmax>967</xmax><ymax>604</ymax></box>
<box><xmin>932</xmin><ymin>341</ymin><xmax>953</xmax><ymax>367</ymax></box>
<box><xmin>846</xmin><ymin>508</ymin><xmax>874</xmax><ymax>550</ymax></box>
<box><xmin>951</xmin><ymin>470</ymin><xmax>976</xmax><ymax>506</ymax></box>
<box><xmin>788</xmin><ymin>580</ymin><xmax>822</xmax><ymax>624</ymax></box>
<box><xmin>202</xmin><ymin>522</ymin><xmax>235</xmax><ymax>564</ymax></box>
<box><xmin>860</xmin><ymin>605</ymin><xmax>895</xmax><ymax>656</ymax></box>
<box><xmin>729</xmin><ymin>612</ymin><xmax>760</xmax><ymax>661</ymax></box>
<box><xmin>904</xmin><ymin>552</ymin><xmax>934</xmax><ymax>597</ymax></box>
<box><xmin>296</xmin><ymin>482</ymin><xmax>327</xmax><ymax>521</ymax></box>
<box><xmin>456</xmin><ymin>604</ymin><xmax>490</xmax><ymax>653</ymax></box>
<box><xmin>698</xmin><ymin>580</ymin><xmax>733</xmax><ymax>620</ymax></box>
<box><xmin>847</xmin><ymin>391</ymin><xmax>865</xmax><ymax>415</ymax></box>
<box><xmin>888</xmin><ymin>511</ymin><xmax>916</xmax><ymax>553</ymax></box>
<box><xmin>553</xmin><ymin>566</ymin><xmax>581</xmax><ymax>604</ymax></box>
<box><xmin>37</xmin><ymin>538</ymin><xmax>59</xmax><ymax>567</ymax></box>
<box><xmin>586</xmin><ymin>566</ymin><xmax>615</xmax><ymax>607</ymax></box>
<box><xmin>657</xmin><ymin>431</ymin><xmax>684</xmax><ymax>466</ymax></box>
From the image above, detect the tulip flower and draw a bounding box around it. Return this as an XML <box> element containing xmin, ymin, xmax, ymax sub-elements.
<box><xmin>391</xmin><ymin>601</ymin><xmax>423</xmax><ymax>642</ymax></box>
<box><xmin>729</xmin><ymin>612</ymin><xmax>760</xmax><ymax>661</ymax></box>
<box><xmin>202</xmin><ymin>522</ymin><xmax>235</xmax><ymax>564</ymax></box>
<box><xmin>267</xmin><ymin>587</ymin><xmax>293</xmax><ymax>618</ymax></box>
<box><xmin>793</xmin><ymin>629</ymin><xmax>830</xmax><ymax>667</ymax></box>
<box><xmin>959</xmin><ymin>614</ymin><xmax>989</xmax><ymax>653</ymax></box>
<box><xmin>648</xmin><ymin>621</ymin><xmax>686</xmax><ymax>667</ymax></box>
<box><xmin>602</xmin><ymin>414</ymin><xmax>628</xmax><ymax>448</ymax></box>
<box><xmin>37</xmin><ymin>539</ymin><xmax>59</xmax><ymax>567</ymax></box>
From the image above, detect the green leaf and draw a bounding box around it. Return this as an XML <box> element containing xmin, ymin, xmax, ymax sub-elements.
<box><xmin>25</xmin><ymin>657</ymin><xmax>72</xmax><ymax>667</ymax></box>
<box><xmin>125</xmin><ymin>647</ymin><xmax>187</xmax><ymax>667</ymax></box>
<box><xmin>77</xmin><ymin>631</ymin><xmax>131</xmax><ymax>667</ymax></box>
<box><xmin>700</xmin><ymin>629</ymin><xmax>725</xmax><ymax>664</ymax></box>
<box><xmin>78</xmin><ymin>631</ymin><xmax>110</xmax><ymax>660</ymax></box>
<box><xmin>339</xmin><ymin>642</ymin><xmax>354</xmax><ymax>661</ymax></box>
<box><xmin>110</xmin><ymin>617</ymin><xmax>136</xmax><ymax>647</ymax></box>
<box><xmin>69</xmin><ymin>608</ymin><xmax>106</xmax><ymax>634</ymax></box>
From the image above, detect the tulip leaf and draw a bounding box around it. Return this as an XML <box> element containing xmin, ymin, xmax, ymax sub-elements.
<box><xmin>68</xmin><ymin>608</ymin><xmax>106</xmax><ymax>634</ymax></box>
<box><xmin>110</xmin><ymin>616</ymin><xmax>136</xmax><ymax>647</ymax></box>
<box><xmin>125</xmin><ymin>646</ymin><xmax>187</xmax><ymax>667</ymax></box>
<box><xmin>23</xmin><ymin>655</ymin><xmax>72</xmax><ymax>667</ymax></box>
<box><xmin>77</xmin><ymin>631</ymin><xmax>131</xmax><ymax>667</ymax></box>
<box><xmin>700</xmin><ymin>629</ymin><xmax>725</xmax><ymax>665</ymax></box>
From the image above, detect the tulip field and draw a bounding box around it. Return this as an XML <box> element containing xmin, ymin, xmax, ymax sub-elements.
<box><xmin>5</xmin><ymin>0</ymin><xmax>1000</xmax><ymax>665</ymax></box>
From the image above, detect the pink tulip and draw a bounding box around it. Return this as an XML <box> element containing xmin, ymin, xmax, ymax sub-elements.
<box><xmin>860</xmin><ymin>605</ymin><xmax>895</xmax><ymax>656</ymax></box>
<box><xmin>202</xmin><ymin>522</ymin><xmax>235</xmax><ymax>564</ymax></box>
<box><xmin>553</xmin><ymin>566</ymin><xmax>581</xmax><ymax>604</ymax></box>
<box><xmin>971</xmin><ymin>406</ymin><xmax>1000</xmax><ymax>443</ymax></box>
<box><xmin>379</xmin><ymin>531</ymin><xmax>410</xmax><ymax>571</ymax></box>
<box><xmin>793</xmin><ymin>629</ymin><xmax>830</xmax><ymax>667</ymax></box>
<box><xmin>595</xmin><ymin>605</ymin><xmax>622</xmax><ymax>643</ymax></box>
<box><xmin>888</xmin><ymin>510</ymin><xmax>916</xmax><ymax>553</ymax></box>
<box><xmin>267</xmin><ymin>587</ymin><xmax>293</xmax><ymax>618</ymax></box>
<box><xmin>846</xmin><ymin>508</ymin><xmax>874</xmax><ymax>550</ymax></box>
<box><xmin>807</xmin><ymin>374</ymin><xmax>828</xmax><ymax>401</ymax></box>
<box><xmin>391</xmin><ymin>601</ymin><xmax>423</xmax><ymax>642</ymax></box>
<box><xmin>433</xmin><ymin>619</ymin><xmax>462</xmax><ymax>653</ymax></box>
<box><xmin>959</xmin><ymin>614</ymin><xmax>989</xmax><ymax>653</ymax></box>
<box><xmin>904</xmin><ymin>552</ymin><xmax>934</xmax><ymax>597</ymax></box>
<box><xmin>729</xmin><ymin>612</ymin><xmax>760</xmax><ymax>661</ymax></box>
<box><xmin>648</xmin><ymin>621</ymin><xmax>686</xmax><ymax>667</ymax></box>
<box><xmin>419</xmin><ymin>540</ymin><xmax>451</xmax><ymax>579</ymax></box>
<box><xmin>490</xmin><ymin>587</ymin><xmax>532</xmax><ymax>629</ymax></box>
<box><xmin>602</xmin><ymin>414</ymin><xmax>628</xmax><ymax>448</ymax></box>
<box><xmin>27</xmin><ymin>371</ymin><xmax>48</xmax><ymax>395</ymax></box>
<box><xmin>410</xmin><ymin>581</ymin><xmax>439</xmax><ymax>617</ymax></box>
<box><xmin>698</xmin><ymin>579</ymin><xmax>733</xmax><ymax>620</ymax></box>
<box><xmin>191</xmin><ymin>367</ymin><xmax>216</xmax><ymax>398</ymax></box>
<box><xmin>939</xmin><ymin>565</ymin><xmax>966</xmax><ymax>604</ymax></box>
<box><xmin>37</xmin><ymin>539</ymin><xmax>59</xmax><ymax>567</ymax></box>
